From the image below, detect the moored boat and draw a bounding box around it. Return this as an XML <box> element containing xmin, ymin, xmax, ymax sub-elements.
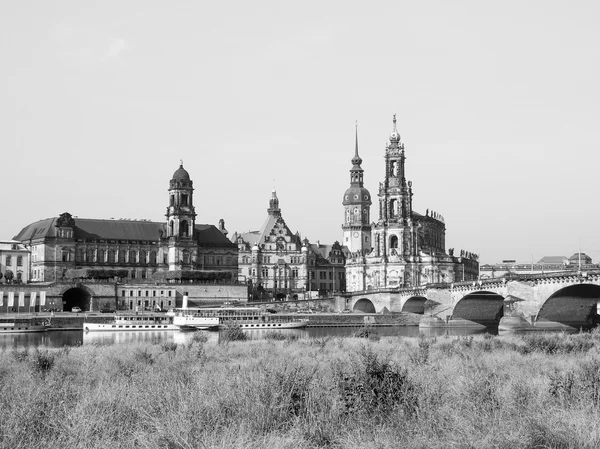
<box><xmin>172</xmin><ymin>307</ymin><xmax>308</xmax><ymax>330</ymax></box>
<box><xmin>84</xmin><ymin>314</ymin><xmax>178</xmax><ymax>332</ymax></box>
<box><xmin>0</xmin><ymin>318</ymin><xmax>50</xmax><ymax>333</ymax></box>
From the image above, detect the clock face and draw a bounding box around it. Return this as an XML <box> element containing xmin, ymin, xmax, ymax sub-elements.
<box><xmin>353</xmin><ymin>232</ymin><xmax>359</xmax><ymax>238</ymax></box>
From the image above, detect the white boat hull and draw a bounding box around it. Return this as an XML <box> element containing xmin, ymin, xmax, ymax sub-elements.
<box><xmin>85</xmin><ymin>317</ymin><xmax>178</xmax><ymax>332</ymax></box>
<box><xmin>219</xmin><ymin>320</ymin><xmax>308</xmax><ymax>330</ymax></box>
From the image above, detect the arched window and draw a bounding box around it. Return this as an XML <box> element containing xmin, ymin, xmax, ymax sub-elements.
<box><xmin>108</xmin><ymin>250</ymin><xmax>116</xmax><ymax>263</ymax></box>
<box><xmin>87</xmin><ymin>249</ymin><xmax>95</xmax><ymax>263</ymax></box>
<box><xmin>182</xmin><ymin>250</ymin><xmax>190</xmax><ymax>264</ymax></box>
<box><xmin>180</xmin><ymin>221</ymin><xmax>189</xmax><ymax>238</ymax></box>
<box><xmin>76</xmin><ymin>249</ymin><xmax>84</xmax><ymax>262</ymax></box>
<box><xmin>118</xmin><ymin>250</ymin><xmax>126</xmax><ymax>264</ymax></box>
<box><xmin>169</xmin><ymin>221</ymin><xmax>174</xmax><ymax>237</ymax></box>
<box><xmin>170</xmin><ymin>195</ymin><xmax>174</xmax><ymax>206</ymax></box>
<box><xmin>97</xmin><ymin>249</ymin><xmax>105</xmax><ymax>263</ymax></box>
<box><xmin>129</xmin><ymin>250</ymin><xmax>137</xmax><ymax>264</ymax></box>
<box><xmin>139</xmin><ymin>250</ymin><xmax>147</xmax><ymax>264</ymax></box>
<box><xmin>389</xmin><ymin>199</ymin><xmax>397</xmax><ymax>218</ymax></box>
<box><xmin>390</xmin><ymin>235</ymin><xmax>399</xmax><ymax>249</ymax></box>
<box><xmin>149</xmin><ymin>251</ymin><xmax>157</xmax><ymax>264</ymax></box>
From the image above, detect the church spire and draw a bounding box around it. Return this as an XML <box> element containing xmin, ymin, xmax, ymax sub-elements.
<box><xmin>350</xmin><ymin>121</ymin><xmax>364</xmax><ymax>186</ymax></box>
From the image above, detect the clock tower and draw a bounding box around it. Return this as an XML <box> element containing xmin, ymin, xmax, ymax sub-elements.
<box><xmin>342</xmin><ymin>123</ymin><xmax>372</xmax><ymax>254</ymax></box>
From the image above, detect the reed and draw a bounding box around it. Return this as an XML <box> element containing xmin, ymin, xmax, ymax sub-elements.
<box><xmin>0</xmin><ymin>332</ymin><xmax>599</xmax><ymax>448</ymax></box>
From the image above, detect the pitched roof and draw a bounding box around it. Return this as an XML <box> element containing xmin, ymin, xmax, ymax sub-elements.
<box><xmin>537</xmin><ymin>256</ymin><xmax>568</xmax><ymax>264</ymax></box>
<box><xmin>13</xmin><ymin>217</ymin><xmax>234</xmax><ymax>247</ymax></box>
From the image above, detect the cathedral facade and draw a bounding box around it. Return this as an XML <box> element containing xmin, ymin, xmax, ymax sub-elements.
<box><xmin>13</xmin><ymin>164</ymin><xmax>238</xmax><ymax>283</ymax></box>
<box><xmin>343</xmin><ymin>116</ymin><xmax>479</xmax><ymax>292</ymax></box>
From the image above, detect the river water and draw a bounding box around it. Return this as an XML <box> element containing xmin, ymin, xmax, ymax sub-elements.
<box><xmin>0</xmin><ymin>326</ymin><xmax>494</xmax><ymax>350</ymax></box>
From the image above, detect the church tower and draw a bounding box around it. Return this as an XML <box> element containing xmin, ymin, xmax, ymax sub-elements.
<box><xmin>372</xmin><ymin>114</ymin><xmax>417</xmax><ymax>263</ymax></box>
<box><xmin>342</xmin><ymin>123</ymin><xmax>372</xmax><ymax>253</ymax></box>
<box><xmin>165</xmin><ymin>162</ymin><xmax>197</xmax><ymax>270</ymax></box>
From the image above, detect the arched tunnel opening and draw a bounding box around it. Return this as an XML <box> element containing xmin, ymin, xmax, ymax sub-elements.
<box><xmin>62</xmin><ymin>288</ymin><xmax>91</xmax><ymax>312</ymax></box>
<box><xmin>453</xmin><ymin>291</ymin><xmax>505</xmax><ymax>326</ymax></box>
<box><xmin>402</xmin><ymin>296</ymin><xmax>427</xmax><ymax>314</ymax></box>
<box><xmin>353</xmin><ymin>298</ymin><xmax>376</xmax><ymax>313</ymax></box>
<box><xmin>537</xmin><ymin>284</ymin><xmax>600</xmax><ymax>329</ymax></box>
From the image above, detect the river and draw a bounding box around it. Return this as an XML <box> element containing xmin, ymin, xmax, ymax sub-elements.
<box><xmin>0</xmin><ymin>326</ymin><xmax>495</xmax><ymax>350</ymax></box>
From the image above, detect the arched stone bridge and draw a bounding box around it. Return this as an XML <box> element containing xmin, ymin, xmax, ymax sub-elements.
<box><xmin>344</xmin><ymin>271</ymin><xmax>600</xmax><ymax>328</ymax></box>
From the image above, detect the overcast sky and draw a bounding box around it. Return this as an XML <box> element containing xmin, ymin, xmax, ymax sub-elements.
<box><xmin>2</xmin><ymin>1</ymin><xmax>599</xmax><ymax>264</ymax></box>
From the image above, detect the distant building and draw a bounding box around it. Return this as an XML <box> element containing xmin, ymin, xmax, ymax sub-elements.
<box><xmin>0</xmin><ymin>240</ymin><xmax>30</xmax><ymax>284</ymax></box>
<box><xmin>480</xmin><ymin>253</ymin><xmax>596</xmax><ymax>278</ymax></box>
<box><xmin>232</xmin><ymin>191</ymin><xmax>346</xmax><ymax>300</ymax></box>
<box><xmin>11</xmin><ymin>164</ymin><xmax>238</xmax><ymax>283</ymax></box>
<box><xmin>343</xmin><ymin>116</ymin><xmax>478</xmax><ymax>291</ymax></box>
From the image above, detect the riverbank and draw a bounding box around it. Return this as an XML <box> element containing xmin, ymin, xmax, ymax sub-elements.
<box><xmin>1</xmin><ymin>331</ymin><xmax>600</xmax><ymax>448</ymax></box>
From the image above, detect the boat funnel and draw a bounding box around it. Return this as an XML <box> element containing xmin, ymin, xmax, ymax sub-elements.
<box><xmin>182</xmin><ymin>292</ymin><xmax>189</xmax><ymax>309</ymax></box>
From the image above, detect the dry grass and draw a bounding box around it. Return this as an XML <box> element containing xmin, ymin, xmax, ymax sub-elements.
<box><xmin>1</xmin><ymin>331</ymin><xmax>600</xmax><ymax>448</ymax></box>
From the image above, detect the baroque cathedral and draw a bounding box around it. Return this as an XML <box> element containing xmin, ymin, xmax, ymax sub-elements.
<box><xmin>343</xmin><ymin>116</ymin><xmax>479</xmax><ymax>291</ymax></box>
<box><xmin>13</xmin><ymin>164</ymin><xmax>238</xmax><ymax>283</ymax></box>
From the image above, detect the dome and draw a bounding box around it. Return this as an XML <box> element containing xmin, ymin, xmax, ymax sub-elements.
<box><xmin>389</xmin><ymin>130</ymin><xmax>401</xmax><ymax>144</ymax></box>
<box><xmin>172</xmin><ymin>164</ymin><xmax>190</xmax><ymax>181</ymax></box>
<box><xmin>343</xmin><ymin>186</ymin><xmax>372</xmax><ymax>206</ymax></box>
<box><xmin>389</xmin><ymin>114</ymin><xmax>401</xmax><ymax>144</ymax></box>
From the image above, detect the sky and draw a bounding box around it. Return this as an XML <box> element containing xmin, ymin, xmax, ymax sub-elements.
<box><xmin>1</xmin><ymin>1</ymin><xmax>599</xmax><ymax>264</ymax></box>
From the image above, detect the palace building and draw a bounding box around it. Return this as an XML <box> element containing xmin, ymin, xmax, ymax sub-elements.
<box><xmin>12</xmin><ymin>164</ymin><xmax>238</xmax><ymax>283</ymax></box>
<box><xmin>232</xmin><ymin>190</ymin><xmax>346</xmax><ymax>300</ymax></box>
<box><xmin>343</xmin><ymin>117</ymin><xmax>479</xmax><ymax>291</ymax></box>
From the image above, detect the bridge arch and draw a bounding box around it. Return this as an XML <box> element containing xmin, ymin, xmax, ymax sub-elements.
<box><xmin>402</xmin><ymin>296</ymin><xmax>427</xmax><ymax>314</ymax></box>
<box><xmin>537</xmin><ymin>283</ymin><xmax>600</xmax><ymax>328</ymax></box>
<box><xmin>453</xmin><ymin>290</ymin><xmax>505</xmax><ymax>326</ymax></box>
<box><xmin>353</xmin><ymin>298</ymin><xmax>376</xmax><ymax>313</ymax></box>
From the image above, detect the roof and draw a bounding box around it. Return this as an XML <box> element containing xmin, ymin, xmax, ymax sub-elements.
<box><xmin>13</xmin><ymin>217</ymin><xmax>234</xmax><ymax>247</ymax></box>
<box><xmin>537</xmin><ymin>256</ymin><xmax>568</xmax><ymax>264</ymax></box>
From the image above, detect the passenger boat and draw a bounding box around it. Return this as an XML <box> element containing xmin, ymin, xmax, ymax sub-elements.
<box><xmin>84</xmin><ymin>314</ymin><xmax>178</xmax><ymax>332</ymax></box>
<box><xmin>172</xmin><ymin>307</ymin><xmax>308</xmax><ymax>330</ymax></box>
<box><xmin>0</xmin><ymin>318</ymin><xmax>51</xmax><ymax>333</ymax></box>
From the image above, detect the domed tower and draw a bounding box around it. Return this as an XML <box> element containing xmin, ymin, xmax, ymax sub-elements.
<box><xmin>165</xmin><ymin>162</ymin><xmax>197</xmax><ymax>270</ymax></box>
<box><xmin>342</xmin><ymin>123</ymin><xmax>372</xmax><ymax>253</ymax></box>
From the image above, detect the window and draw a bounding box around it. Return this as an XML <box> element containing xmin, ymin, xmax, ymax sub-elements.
<box><xmin>87</xmin><ymin>249</ymin><xmax>95</xmax><ymax>262</ymax></box>
<box><xmin>168</xmin><ymin>291</ymin><xmax>172</xmax><ymax>297</ymax></box>
<box><xmin>149</xmin><ymin>251</ymin><xmax>157</xmax><ymax>264</ymax></box>
<box><xmin>97</xmin><ymin>249</ymin><xmax>105</xmax><ymax>263</ymax></box>
<box><xmin>131</xmin><ymin>270</ymin><xmax>136</xmax><ymax>279</ymax></box>
<box><xmin>121</xmin><ymin>290</ymin><xmax>126</xmax><ymax>297</ymax></box>
<box><xmin>139</xmin><ymin>250</ymin><xmax>146</xmax><ymax>264</ymax></box>
<box><xmin>108</xmin><ymin>250</ymin><xmax>116</xmax><ymax>263</ymax></box>
<box><xmin>129</xmin><ymin>250</ymin><xmax>137</xmax><ymax>264</ymax></box>
<box><xmin>118</xmin><ymin>250</ymin><xmax>126</xmax><ymax>264</ymax></box>
<box><xmin>6</xmin><ymin>255</ymin><xmax>12</xmax><ymax>266</ymax></box>
<box><xmin>261</xmin><ymin>268</ymin><xmax>269</xmax><ymax>278</ymax></box>
<box><xmin>17</xmin><ymin>256</ymin><xmax>22</xmax><ymax>267</ymax></box>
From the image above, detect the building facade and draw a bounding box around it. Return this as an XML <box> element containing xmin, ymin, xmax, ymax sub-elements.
<box><xmin>344</xmin><ymin>116</ymin><xmax>479</xmax><ymax>291</ymax></box>
<box><xmin>0</xmin><ymin>240</ymin><xmax>30</xmax><ymax>284</ymax></box>
<box><xmin>232</xmin><ymin>190</ymin><xmax>346</xmax><ymax>300</ymax></box>
<box><xmin>12</xmin><ymin>164</ymin><xmax>238</xmax><ymax>284</ymax></box>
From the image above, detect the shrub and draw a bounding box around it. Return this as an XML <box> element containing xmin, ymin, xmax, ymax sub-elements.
<box><xmin>192</xmin><ymin>332</ymin><xmax>209</xmax><ymax>344</ymax></box>
<box><xmin>161</xmin><ymin>342</ymin><xmax>178</xmax><ymax>352</ymax></box>
<box><xmin>265</xmin><ymin>331</ymin><xmax>287</xmax><ymax>341</ymax></box>
<box><xmin>336</xmin><ymin>346</ymin><xmax>417</xmax><ymax>419</ymax></box>
<box><xmin>221</xmin><ymin>324</ymin><xmax>247</xmax><ymax>342</ymax></box>
<box><xmin>32</xmin><ymin>349</ymin><xmax>55</xmax><ymax>375</ymax></box>
<box><xmin>352</xmin><ymin>325</ymin><xmax>380</xmax><ymax>341</ymax></box>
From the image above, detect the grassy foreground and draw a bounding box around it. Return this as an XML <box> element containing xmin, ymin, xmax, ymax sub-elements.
<box><xmin>2</xmin><ymin>331</ymin><xmax>600</xmax><ymax>448</ymax></box>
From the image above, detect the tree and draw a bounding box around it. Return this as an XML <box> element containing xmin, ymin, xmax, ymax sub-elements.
<box><xmin>4</xmin><ymin>270</ymin><xmax>13</xmax><ymax>284</ymax></box>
